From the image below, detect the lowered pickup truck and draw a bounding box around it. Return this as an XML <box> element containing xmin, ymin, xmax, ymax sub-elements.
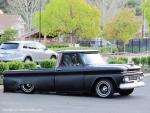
<box><xmin>3</xmin><ymin>50</ymin><xmax>145</xmax><ymax>98</ymax></box>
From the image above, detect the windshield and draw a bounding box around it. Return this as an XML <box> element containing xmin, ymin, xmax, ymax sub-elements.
<box><xmin>80</xmin><ymin>53</ymin><xmax>106</xmax><ymax>65</ymax></box>
<box><xmin>0</xmin><ymin>43</ymin><xmax>19</xmax><ymax>49</ymax></box>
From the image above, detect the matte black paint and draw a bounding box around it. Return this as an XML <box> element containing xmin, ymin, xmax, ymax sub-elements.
<box><xmin>3</xmin><ymin>50</ymin><xmax>142</xmax><ymax>94</ymax></box>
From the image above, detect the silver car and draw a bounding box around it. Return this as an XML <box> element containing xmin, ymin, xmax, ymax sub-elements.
<box><xmin>0</xmin><ymin>41</ymin><xmax>57</xmax><ymax>62</ymax></box>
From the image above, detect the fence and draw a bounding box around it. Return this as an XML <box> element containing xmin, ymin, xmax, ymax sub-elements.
<box><xmin>115</xmin><ymin>38</ymin><xmax>150</xmax><ymax>53</ymax></box>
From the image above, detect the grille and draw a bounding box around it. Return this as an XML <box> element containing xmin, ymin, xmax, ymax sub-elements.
<box><xmin>128</xmin><ymin>75</ymin><xmax>140</xmax><ymax>81</ymax></box>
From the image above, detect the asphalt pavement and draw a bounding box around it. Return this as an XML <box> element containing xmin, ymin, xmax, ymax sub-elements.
<box><xmin>0</xmin><ymin>76</ymin><xmax>150</xmax><ymax>113</ymax></box>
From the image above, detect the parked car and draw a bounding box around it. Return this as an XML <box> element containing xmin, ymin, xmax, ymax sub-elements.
<box><xmin>0</xmin><ymin>41</ymin><xmax>57</xmax><ymax>62</ymax></box>
<box><xmin>3</xmin><ymin>50</ymin><xmax>145</xmax><ymax>98</ymax></box>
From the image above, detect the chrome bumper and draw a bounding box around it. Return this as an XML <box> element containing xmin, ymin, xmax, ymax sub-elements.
<box><xmin>119</xmin><ymin>81</ymin><xmax>145</xmax><ymax>89</ymax></box>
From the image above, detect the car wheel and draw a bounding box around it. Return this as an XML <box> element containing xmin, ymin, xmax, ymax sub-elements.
<box><xmin>50</xmin><ymin>55</ymin><xmax>56</xmax><ymax>60</ymax></box>
<box><xmin>95</xmin><ymin>79</ymin><xmax>114</xmax><ymax>98</ymax></box>
<box><xmin>24</xmin><ymin>57</ymin><xmax>32</xmax><ymax>62</ymax></box>
<box><xmin>21</xmin><ymin>84</ymin><xmax>35</xmax><ymax>94</ymax></box>
<box><xmin>119</xmin><ymin>89</ymin><xmax>134</xmax><ymax>96</ymax></box>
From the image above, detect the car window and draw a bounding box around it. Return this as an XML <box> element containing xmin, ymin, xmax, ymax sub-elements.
<box><xmin>0</xmin><ymin>43</ymin><xmax>19</xmax><ymax>49</ymax></box>
<box><xmin>23</xmin><ymin>43</ymin><xmax>36</xmax><ymax>49</ymax></box>
<box><xmin>60</xmin><ymin>53</ymin><xmax>82</xmax><ymax>67</ymax></box>
<box><xmin>80</xmin><ymin>53</ymin><xmax>106</xmax><ymax>65</ymax></box>
<box><xmin>36</xmin><ymin>43</ymin><xmax>46</xmax><ymax>50</ymax></box>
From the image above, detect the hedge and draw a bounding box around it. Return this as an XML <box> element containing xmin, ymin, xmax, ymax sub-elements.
<box><xmin>8</xmin><ymin>61</ymin><xmax>24</xmax><ymax>70</ymax></box>
<box><xmin>23</xmin><ymin>62</ymin><xmax>37</xmax><ymax>70</ymax></box>
<box><xmin>39</xmin><ymin>59</ymin><xmax>56</xmax><ymax>69</ymax></box>
<box><xmin>109</xmin><ymin>58</ymin><xmax>128</xmax><ymax>64</ymax></box>
<box><xmin>0</xmin><ymin>62</ymin><xmax>9</xmax><ymax>73</ymax></box>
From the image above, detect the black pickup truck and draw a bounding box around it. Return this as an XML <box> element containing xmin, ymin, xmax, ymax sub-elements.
<box><xmin>3</xmin><ymin>50</ymin><xmax>145</xmax><ymax>98</ymax></box>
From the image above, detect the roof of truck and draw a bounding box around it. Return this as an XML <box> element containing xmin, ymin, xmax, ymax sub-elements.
<box><xmin>58</xmin><ymin>50</ymin><xmax>98</xmax><ymax>53</ymax></box>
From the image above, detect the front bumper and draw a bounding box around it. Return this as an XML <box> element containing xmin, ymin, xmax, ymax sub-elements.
<box><xmin>119</xmin><ymin>81</ymin><xmax>145</xmax><ymax>89</ymax></box>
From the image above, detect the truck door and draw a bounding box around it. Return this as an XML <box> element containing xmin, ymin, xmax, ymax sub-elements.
<box><xmin>55</xmin><ymin>53</ymin><xmax>84</xmax><ymax>92</ymax></box>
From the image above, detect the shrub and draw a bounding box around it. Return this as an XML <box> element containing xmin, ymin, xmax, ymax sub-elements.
<box><xmin>109</xmin><ymin>58</ymin><xmax>118</xmax><ymax>64</ymax></box>
<box><xmin>23</xmin><ymin>62</ymin><xmax>37</xmax><ymax>70</ymax></box>
<box><xmin>8</xmin><ymin>61</ymin><xmax>24</xmax><ymax>70</ymax></box>
<box><xmin>118</xmin><ymin>58</ymin><xmax>128</xmax><ymax>64</ymax></box>
<box><xmin>141</xmin><ymin>57</ymin><xmax>147</xmax><ymax>66</ymax></box>
<box><xmin>132</xmin><ymin>57</ymin><xmax>140</xmax><ymax>65</ymax></box>
<box><xmin>40</xmin><ymin>59</ymin><xmax>56</xmax><ymax>69</ymax></box>
<box><xmin>147</xmin><ymin>56</ymin><xmax>150</xmax><ymax>66</ymax></box>
<box><xmin>108</xmin><ymin>58</ymin><xmax>126</xmax><ymax>64</ymax></box>
<box><xmin>0</xmin><ymin>62</ymin><xmax>9</xmax><ymax>73</ymax></box>
<box><xmin>48</xmin><ymin>44</ymin><xmax>69</xmax><ymax>48</ymax></box>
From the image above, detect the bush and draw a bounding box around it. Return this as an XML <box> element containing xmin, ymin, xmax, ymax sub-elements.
<box><xmin>118</xmin><ymin>58</ymin><xmax>128</xmax><ymax>64</ymax></box>
<box><xmin>108</xmin><ymin>58</ymin><xmax>126</xmax><ymax>64</ymax></box>
<box><xmin>48</xmin><ymin>44</ymin><xmax>69</xmax><ymax>48</ymax></box>
<box><xmin>132</xmin><ymin>57</ymin><xmax>140</xmax><ymax>65</ymax></box>
<box><xmin>8</xmin><ymin>61</ymin><xmax>24</xmax><ymax>70</ymax></box>
<box><xmin>141</xmin><ymin>57</ymin><xmax>147</xmax><ymax>66</ymax></box>
<box><xmin>147</xmin><ymin>56</ymin><xmax>150</xmax><ymax>66</ymax></box>
<box><xmin>0</xmin><ymin>62</ymin><xmax>9</xmax><ymax>73</ymax></box>
<box><xmin>23</xmin><ymin>62</ymin><xmax>37</xmax><ymax>70</ymax></box>
<box><xmin>40</xmin><ymin>59</ymin><xmax>56</xmax><ymax>69</ymax></box>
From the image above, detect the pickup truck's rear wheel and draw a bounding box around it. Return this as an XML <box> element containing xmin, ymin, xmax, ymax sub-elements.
<box><xmin>119</xmin><ymin>89</ymin><xmax>134</xmax><ymax>96</ymax></box>
<box><xmin>21</xmin><ymin>84</ymin><xmax>35</xmax><ymax>94</ymax></box>
<box><xmin>95</xmin><ymin>79</ymin><xmax>114</xmax><ymax>98</ymax></box>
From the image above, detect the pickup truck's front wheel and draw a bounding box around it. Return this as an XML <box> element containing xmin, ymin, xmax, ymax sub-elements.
<box><xmin>21</xmin><ymin>84</ymin><xmax>35</xmax><ymax>94</ymax></box>
<box><xmin>119</xmin><ymin>89</ymin><xmax>134</xmax><ymax>96</ymax></box>
<box><xmin>95</xmin><ymin>79</ymin><xmax>114</xmax><ymax>98</ymax></box>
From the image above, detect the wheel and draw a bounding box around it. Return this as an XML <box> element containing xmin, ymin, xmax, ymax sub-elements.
<box><xmin>119</xmin><ymin>89</ymin><xmax>134</xmax><ymax>96</ymax></box>
<box><xmin>24</xmin><ymin>57</ymin><xmax>32</xmax><ymax>62</ymax></box>
<box><xmin>50</xmin><ymin>55</ymin><xmax>56</xmax><ymax>60</ymax></box>
<box><xmin>95</xmin><ymin>79</ymin><xmax>114</xmax><ymax>98</ymax></box>
<box><xmin>21</xmin><ymin>84</ymin><xmax>35</xmax><ymax>94</ymax></box>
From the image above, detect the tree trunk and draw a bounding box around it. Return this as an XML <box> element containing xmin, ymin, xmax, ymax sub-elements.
<box><xmin>124</xmin><ymin>43</ymin><xmax>126</xmax><ymax>53</ymax></box>
<box><xmin>70</xmin><ymin>34</ymin><xmax>75</xmax><ymax>47</ymax></box>
<box><xmin>44</xmin><ymin>35</ymin><xmax>47</xmax><ymax>45</ymax></box>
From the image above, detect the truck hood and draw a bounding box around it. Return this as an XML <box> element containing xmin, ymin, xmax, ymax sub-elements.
<box><xmin>86</xmin><ymin>64</ymin><xmax>141</xmax><ymax>72</ymax></box>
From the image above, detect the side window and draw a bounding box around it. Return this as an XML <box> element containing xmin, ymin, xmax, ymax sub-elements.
<box><xmin>23</xmin><ymin>43</ymin><xmax>36</xmax><ymax>49</ymax></box>
<box><xmin>36</xmin><ymin>43</ymin><xmax>46</xmax><ymax>50</ymax></box>
<box><xmin>60</xmin><ymin>53</ymin><xmax>82</xmax><ymax>67</ymax></box>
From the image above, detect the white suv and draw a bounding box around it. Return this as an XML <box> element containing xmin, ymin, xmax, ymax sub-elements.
<box><xmin>0</xmin><ymin>41</ymin><xmax>57</xmax><ymax>62</ymax></box>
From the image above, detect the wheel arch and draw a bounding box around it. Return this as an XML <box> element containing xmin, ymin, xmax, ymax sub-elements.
<box><xmin>91</xmin><ymin>77</ymin><xmax>118</xmax><ymax>93</ymax></box>
<box><xmin>24</xmin><ymin>56</ymin><xmax>33</xmax><ymax>61</ymax></box>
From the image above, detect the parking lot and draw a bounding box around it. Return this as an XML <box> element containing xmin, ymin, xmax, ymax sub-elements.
<box><xmin>0</xmin><ymin>76</ymin><xmax>150</xmax><ymax>113</ymax></box>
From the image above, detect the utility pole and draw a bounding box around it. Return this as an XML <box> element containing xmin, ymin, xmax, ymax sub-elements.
<box><xmin>39</xmin><ymin>0</ymin><xmax>42</xmax><ymax>42</ymax></box>
<box><xmin>141</xmin><ymin>0</ymin><xmax>145</xmax><ymax>38</ymax></box>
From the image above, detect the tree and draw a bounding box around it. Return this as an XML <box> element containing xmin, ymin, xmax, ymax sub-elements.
<box><xmin>103</xmin><ymin>8</ymin><xmax>140</xmax><ymax>51</ymax></box>
<box><xmin>0</xmin><ymin>28</ymin><xmax>16</xmax><ymax>43</ymax></box>
<box><xmin>125</xmin><ymin>0</ymin><xmax>142</xmax><ymax>16</ymax></box>
<box><xmin>86</xmin><ymin>0</ymin><xmax>126</xmax><ymax>29</ymax></box>
<box><xmin>34</xmin><ymin>0</ymin><xmax>101</xmax><ymax>45</ymax></box>
<box><xmin>0</xmin><ymin>0</ymin><xmax>7</xmax><ymax>12</ymax></box>
<box><xmin>143</xmin><ymin>0</ymin><xmax>150</xmax><ymax>32</ymax></box>
<box><xmin>7</xmin><ymin>0</ymin><xmax>47</xmax><ymax>32</ymax></box>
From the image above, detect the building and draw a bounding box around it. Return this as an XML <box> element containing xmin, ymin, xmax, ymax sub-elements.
<box><xmin>0</xmin><ymin>14</ymin><xmax>26</xmax><ymax>40</ymax></box>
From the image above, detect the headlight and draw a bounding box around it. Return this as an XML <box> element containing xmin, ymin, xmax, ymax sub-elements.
<box><xmin>121</xmin><ymin>70</ymin><xmax>128</xmax><ymax>74</ymax></box>
<box><xmin>139</xmin><ymin>75</ymin><xmax>144</xmax><ymax>80</ymax></box>
<box><xmin>123</xmin><ymin>76</ymin><xmax>130</xmax><ymax>82</ymax></box>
